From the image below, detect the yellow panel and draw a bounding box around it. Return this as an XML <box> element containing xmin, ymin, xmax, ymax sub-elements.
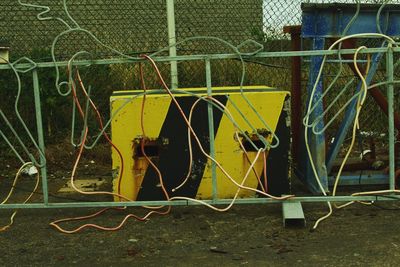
<box><xmin>111</xmin><ymin>86</ymin><xmax>289</xmax><ymax>201</ymax></box>
<box><xmin>111</xmin><ymin>95</ymin><xmax>171</xmax><ymax>200</ymax></box>
<box><xmin>196</xmin><ymin>92</ymin><xmax>288</xmax><ymax>199</ymax></box>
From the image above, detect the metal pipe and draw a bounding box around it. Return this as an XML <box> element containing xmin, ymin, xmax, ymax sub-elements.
<box><xmin>0</xmin><ymin>48</ymin><xmax>397</xmax><ymax>70</ymax></box>
<box><xmin>386</xmin><ymin>45</ymin><xmax>395</xmax><ymax>190</ymax></box>
<box><xmin>166</xmin><ymin>0</ymin><xmax>178</xmax><ymax>89</ymax></box>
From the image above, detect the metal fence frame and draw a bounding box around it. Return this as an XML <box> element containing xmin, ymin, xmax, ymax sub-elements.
<box><xmin>0</xmin><ymin>46</ymin><xmax>398</xmax><ymax>210</ymax></box>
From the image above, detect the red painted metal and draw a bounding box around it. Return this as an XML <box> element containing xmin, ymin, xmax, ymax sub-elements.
<box><xmin>283</xmin><ymin>25</ymin><xmax>302</xmax><ymax>167</ymax></box>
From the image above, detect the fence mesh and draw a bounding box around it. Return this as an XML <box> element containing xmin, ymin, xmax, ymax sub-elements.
<box><xmin>0</xmin><ymin>0</ymin><xmax>399</xmax><ymax>147</ymax></box>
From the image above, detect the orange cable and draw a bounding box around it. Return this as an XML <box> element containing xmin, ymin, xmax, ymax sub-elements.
<box><xmin>49</xmin><ymin>66</ymin><xmax>168</xmax><ymax>233</ymax></box>
<box><xmin>142</xmin><ymin>54</ymin><xmax>292</xmax><ymax>200</ymax></box>
<box><xmin>138</xmin><ymin>61</ymin><xmax>171</xmax><ymax>211</ymax></box>
<box><xmin>75</xmin><ymin>71</ymin><xmax>125</xmax><ymax>199</ymax></box>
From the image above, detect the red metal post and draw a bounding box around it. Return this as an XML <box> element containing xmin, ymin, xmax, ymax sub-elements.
<box><xmin>283</xmin><ymin>25</ymin><xmax>302</xmax><ymax>167</ymax></box>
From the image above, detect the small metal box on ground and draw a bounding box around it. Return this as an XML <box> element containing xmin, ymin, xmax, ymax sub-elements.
<box><xmin>110</xmin><ymin>86</ymin><xmax>291</xmax><ymax>201</ymax></box>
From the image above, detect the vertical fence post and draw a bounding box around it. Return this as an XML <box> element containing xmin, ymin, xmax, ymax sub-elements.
<box><xmin>205</xmin><ymin>58</ymin><xmax>217</xmax><ymax>201</ymax></box>
<box><xmin>32</xmin><ymin>69</ymin><xmax>49</xmax><ymax>205</ymax></box>
<box><xmin>386</xmin><ymin>45</ymin><xmax>395</xmax><ymax>190</ymax></box>
<box><xmin>166</xmin><ymin>0</ymin><xmax>179</xmax><ymax>89</ymax></box>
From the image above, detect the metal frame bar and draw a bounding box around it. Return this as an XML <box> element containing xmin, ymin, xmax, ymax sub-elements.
<box><xmin>0</xmin><ymin>47</ymin><xmax>398</xmax><ymax>71</ymax></box>
<box><xmin>205</xmin><ymin>59</ymin><xmax>218</xmax><ymax>202</ymax></box>
<box><xmin>0</xmin><ymin>47</ymin><xmax>398</xmax><ymax>210</ymax></box>
<box><xmin>32</xmin><ymin>69</ymin><xmax>49</xmax><ymax>205</ymax></box>
<box><xmin>0</xmin><ymin>195</ymin><xmax>399</xmax><ymax>210</ymax></box>
<box><xmin>387</xmin><ymin>46</ymin><xmax>396</xmax><ymax>190</ymax></box>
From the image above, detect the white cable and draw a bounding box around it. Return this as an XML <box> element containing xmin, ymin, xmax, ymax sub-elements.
<box><xmin>0</xmin><ymin>162</ymin><xmax>40</xmax><ymax>232</ymax></box>
<box><xmin>170</xmin><ymin>149</ymin><xmax>263</xmax><ymax>211</ymax></box>
<box><xmin>331</xmin><ymin>46</ymin><xmax>369</xmax><ymax>206</ymax></box>
<box><xmin>304</xmin><ymin>33</ymin><xmax>397</xmax><ymax>230</ymax></box>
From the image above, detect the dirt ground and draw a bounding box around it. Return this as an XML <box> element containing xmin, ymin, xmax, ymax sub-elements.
<box><xmin>1</xmin><ymin>180</ymin><xmax>400</xmax><ymax>266</ymax></box>
<box><xmin>1</xmin><ymin>144</ymin><xmax>400</xmax><ymax>266</ymax></box>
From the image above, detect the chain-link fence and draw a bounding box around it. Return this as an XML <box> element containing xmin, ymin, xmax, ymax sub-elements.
<box><xmin>0</xmin><ymin>0</ymin><xmax>399</xmax><ymax>148</ymax></box>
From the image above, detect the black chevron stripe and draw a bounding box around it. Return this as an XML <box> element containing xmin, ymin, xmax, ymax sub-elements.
<box><xmin>261</xmin><ymin>95</ymin><xmax>291</xmax><ymax>196</ymax></box>
<box><xmin>137</xmin><ymin>95</ymin><xmax>227</xmax><ymax>201</ymax></box>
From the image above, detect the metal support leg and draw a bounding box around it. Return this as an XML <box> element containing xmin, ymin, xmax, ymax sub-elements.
<box><xmin>303</xmin><ymin>37</ymin><xmax>328</xmax><ymax>194</ymax></box>
<box><xmin>32</xmin><ymin>69</ymin><xmax>49</xmax><ymax>205</ymax></box>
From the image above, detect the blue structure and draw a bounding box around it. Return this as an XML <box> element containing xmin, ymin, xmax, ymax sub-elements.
<box><xmin>301</xmin><ymin>3</ymin><xmax>400</xmax><ymax>193</ymax></box>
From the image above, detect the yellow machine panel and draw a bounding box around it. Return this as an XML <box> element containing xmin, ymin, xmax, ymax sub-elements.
<box><xmin>111</xmin><ymin>86</ymin><xmax>290</xmax><ymax>201</ymax></box>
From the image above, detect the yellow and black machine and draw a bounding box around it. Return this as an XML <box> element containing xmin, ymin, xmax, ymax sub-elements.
<box><xmin>111</xmin><ymin>86</ymin><xmax>291</xmax><ymax>201</ymax></box>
